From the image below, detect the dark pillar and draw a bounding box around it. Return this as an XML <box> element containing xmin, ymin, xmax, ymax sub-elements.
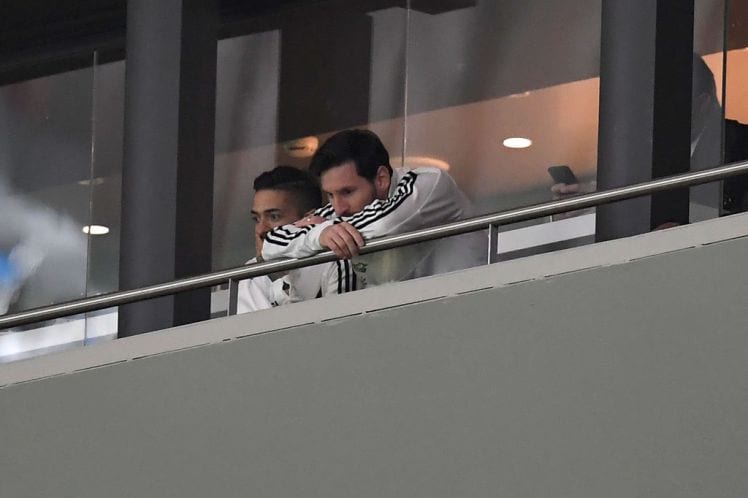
<box><xmin>650</xmin><ymin>1</ymin><xmax>695</xmax><ymax>228</ymax></box>
<box><xmin>119</xmin><ymin>0</ymin><xmax>217</xmax><ymax>337</ymax></box>
<box><xmin>596</xmin><ymin>0</ymin><xmax>694</xmax><ymax>241</ymax></box>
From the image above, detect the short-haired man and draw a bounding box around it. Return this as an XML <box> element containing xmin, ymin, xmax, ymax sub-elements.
<box><xmin>237</xmin><ymin>165</ymin><xmax>358</xmax><ymax>313</ymax></box>
<box><xmin>262</xmin><ymin>130</ymin><xmax>483</xmax><ymax>286</ymax></box>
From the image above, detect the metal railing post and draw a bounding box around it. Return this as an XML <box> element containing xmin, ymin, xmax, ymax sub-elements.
<box><xmin>487</xmin><ymin>224</ymin><xmax>498</xmax><ymax>264</ymax></box>
<box><xmin>227</xmin><ymin>279</ymin><xmax>239</xmax><ymax>317</ymax></box>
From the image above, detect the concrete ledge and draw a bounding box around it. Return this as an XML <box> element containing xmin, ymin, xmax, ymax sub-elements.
<box><xmin>2</xmin><ymin>212</ymin><xmax>747</xmax><ymax>388</ymax></box>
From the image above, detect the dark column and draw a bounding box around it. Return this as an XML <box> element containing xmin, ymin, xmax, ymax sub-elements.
<box><xmin>119</xmin><ymin>0</ymin><xmax>217</xmax><ymax>337</ymax></box>
<box><xmin>650</xmin><ymin>1</ymin><xmax>695</xmax><ymax>228</ymax></box>
<box><xmin>596</xmin><ymin>0</ymin><xmax>694</xmax><ymax>241</ymax></box>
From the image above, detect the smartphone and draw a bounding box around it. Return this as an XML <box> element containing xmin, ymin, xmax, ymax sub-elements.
<box><xmin>547</xmin><ymin>165</ymin><xmax>579</xmax><ymax>185</ymax></box>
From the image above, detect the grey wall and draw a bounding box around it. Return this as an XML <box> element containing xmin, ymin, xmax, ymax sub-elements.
<box><xmin>2</xmin><ymin>223</ymin><xmax>748</xmax><ymax>497</ymax></box>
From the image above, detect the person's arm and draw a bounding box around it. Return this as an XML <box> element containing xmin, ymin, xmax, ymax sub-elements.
<box><xmin>318</xmin><ymin>169</ymin><xmax>467</xmax><ymax>260</ymax></box>
<box><xmin>236</xmin><ymin>276</ymin><xmax>274</xmax><ymax>313</ymax></box>
<box><xmin>235</xmin><ymin>258</ymin><xmax>276</xmax><ymax>313</ymax></box>
<box><xmin>549</xmin><ymin>180</ymin><xmax>597</xmax><ymax>220</ymax></box>
<box><xmin>260</xmin><ymin>204</ymin><xmax>336</xmax><ymax>260</ymax></box>
<box><xmin>263</xmin><ymin>169</ymin><xmax>463</xmax><ymax>260</ymax></box>
<box><xmin>261</xmin><ymin>172</ymin><xmax>424</xmax><ymax>260</ymax></box>
<box><xmin>262</xmin><ymin>175</ymin><xmax>424</xmax><ymax>261</ymax></box>
<box><xmin>262</xmin><ymin>220</ymin><xmax>335</xmax><ymax>260</ymax></box>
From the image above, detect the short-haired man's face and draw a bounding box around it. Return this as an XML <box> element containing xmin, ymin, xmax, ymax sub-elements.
<box><xmin>320</xmin><ymin>161</ymin><xmax>390</xmax><ymax>217</ymax></box>
<box><xmin>251</xmin><ymin>189</ymin><xmax>304</xmax><ymax>242</ymax></box>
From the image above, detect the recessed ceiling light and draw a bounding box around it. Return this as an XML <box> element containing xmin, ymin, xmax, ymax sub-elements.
<box><xmin>283</xmin><ymin>136</ymin><xmax>319</xmax><ymax>158</ymax></box>
<box><xmin>77</xmin><ymin>177</ymin><xmax>106</xmax><ymax>187</ymax></box>
<box><xmin>502</xmin><ymin>137</ymin><xmax>533</xmax><ymax>149</ymax></box>
<box><xmin>82</xmin><ymin>225</ymin><xmax>110</xmax><ymax>235</ymax></box>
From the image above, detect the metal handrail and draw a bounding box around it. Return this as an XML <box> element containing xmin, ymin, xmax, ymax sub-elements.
<box><xmin>2</xmin><ymin>159</ymin><xmax>748</xmax><ymax>329</ymax></box>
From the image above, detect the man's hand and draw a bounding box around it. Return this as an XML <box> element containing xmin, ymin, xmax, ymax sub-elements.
<box><xmin>551</xmin><ymin>182</ymin><xmax>581</xmax><ymax>200</ymax></box>
<box><xmin>255</xmin><ymin>233</ymin><xmax>264</xmax><ymax>258</ymax></box>
<box><xmin>550</xmin><ymin>181</ymin><xmax>597</xmax><ymax>220</ymax></box>
<box><xmin>550</xmin><ymin>180</ymin><xmax>596</xmax><ymax>200</ymax></box>
<box><xmin>320</xmin><ymin>222</ymin><xmax>365</xmax><ymax>259</ymax></box>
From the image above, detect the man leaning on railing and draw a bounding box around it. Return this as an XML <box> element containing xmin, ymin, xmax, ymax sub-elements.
<box><xmin>261</xmin><ymin>129</ymin><xmax>484</xmax><ymax>287</ymax></box>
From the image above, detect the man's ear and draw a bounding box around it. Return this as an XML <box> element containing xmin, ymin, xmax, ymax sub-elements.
<box><xmin>374</xmin><ymin>165</ymin><xmax>391</xmax><ymax>199</ymax></box>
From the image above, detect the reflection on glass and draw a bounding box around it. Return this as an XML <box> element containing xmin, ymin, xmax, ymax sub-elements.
<box><xmin>0</xmin><ymin>61</ymin><xmax>99</xmax><ymax>360</ymax></box>
<box><xmin>689</xmin><ymin>0</ymin><xmax>727</xmax><ymax>222</ymax></box>
<box><xmin>82</xmin><ymin>57</ymin><xmax>126</xmax><ymax>346</ymax></box>
<box><xmin>87</xmin><ymin>59</ymin><xmax>125</xmax><ymax>298</ymax></box>
<box><xmin>722</xmin><ymin>0</ymin><xmax>748</xmax><ymax>215</ymax></box>
<box><xmin>405</xmin><ymin>0</ymin><xmax>601</xmax><ymax>261</ymax></box>
<box><xmin>0</xmin><ymin>67</ymin><xmax>93</xmax><ymax>314</ymax></box>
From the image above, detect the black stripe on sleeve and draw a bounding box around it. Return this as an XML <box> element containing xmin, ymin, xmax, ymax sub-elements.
<box><xmin>345</xmin><ymin>172</ymin><xmax>418</xmax><ymax>230</ymax></box>
<box><xmin>315</xmin><ymin>204</ymin><xmax>335</xmax><ymax>217</ymax></box>
<box><xmin>336</xmin><ymin>260</ymin><xmax>343</xmax><ymax>294</ymax></box>
<box><xmin>263</xmin><ymin>232</ymin><xmax>290</xmax><ymax>247</ymax></box>
<box><xmin>344</xmin><ymin>173</ymin><xmax>416</xmax><ymax>224</ymax></box>
<box><xmin>267</xmin><ymin>224</ymin><xmax>313</xmax><ymax>241</ymax></box>
<box><xmin>263</xmin><ymin>223</ymin><xmax>319</xmax><ymax>247</ymax></box>
<box><xmin>344</xmin><ymin>260</ymin><xmax>351</xmax><ymax>292</ymax></box>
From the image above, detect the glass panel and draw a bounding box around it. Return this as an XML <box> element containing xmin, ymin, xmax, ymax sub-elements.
<box><xmin>722</xmin><ymin>0</ymin><xmax>748</xmax><ymax>214</ymax></box>
<box><xmin>404</xmin><ymin>0</ymin><xmax>601</xmax><ymax>262</ymax></box>
<box><xmin>690</xmin><ymin>0</ymin><xmax>728</xmax><ymax>222</ymax></box>
<box><xmin>83</xmin><ymin>55</ymin><xmax>126</xmax><ymax>345</ymax></box>
<box><xmin>0</xmin><ymin>56</ymin><xmax>96</xmax><ymax>360</ymax></box>
<box><xmin>213</xmin><ymin>29</ymin><xmax>283</xmax><ymax>272</ymax></box>
<box><xmin>87</xmin><ymin>57</ymin><xmax>124</xmax><ymax>298</ymax></box>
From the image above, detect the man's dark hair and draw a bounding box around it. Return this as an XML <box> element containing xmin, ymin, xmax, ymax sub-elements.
<box><xmin>309</xmin><ymin>129</ymin><xmax>393</xmax><ymax>181</ymax></box>
<box><xmin>253</xmin><ymin>165</ymin><xmax>323</xmax><ymax>214</ymax></box>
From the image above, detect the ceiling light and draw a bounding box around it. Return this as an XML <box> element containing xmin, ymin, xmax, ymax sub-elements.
<box><xmin>77</xmin><ymin>177</ymin><xmax>106</xmax><ymax>187</ymax></box>
<box><xmin>283</xmin><ymin>136</ymin><xmax>319</xmax><ymax>158</ymax></box>
<box><xmin>502</xmin><ymin>137</ymin><xmax>532</xmax><ymax>149</ymax></box>
<box><xmin>82</xmin><ymin>225</ymin><xmax>110</xmax><ymax>235</ymax></box>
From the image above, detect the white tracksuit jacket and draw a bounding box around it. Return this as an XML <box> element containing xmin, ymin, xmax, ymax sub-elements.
<box><xmin>236</xmin><ymin>259</ymin><xmax>358</xmax><ymax>313</ymax></box>
<box><xmin>262</xmin><ymin>166</ymin><xmax>484</xmax><ymax>287</ymax></box>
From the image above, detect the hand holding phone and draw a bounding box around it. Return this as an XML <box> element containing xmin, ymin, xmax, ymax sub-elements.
<box><xmin>547</xmin><ymin>165</ymin><xmax>579</xmax><ymax>185</ymax></box>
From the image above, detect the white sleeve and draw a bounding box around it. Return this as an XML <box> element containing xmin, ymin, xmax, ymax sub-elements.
<box><xmin>262</xmin><ymin>220</ymin><xmax>334</xmax><ymax>260</ymax></box>
<box><xmin>262</xmin><ymin>169</ymin><xmax>467</xmax><ymax>260</ymax></box>
<box><xmin>261</xmin><ymin>204</ymin><xmax>336</xmax><ymax>260</ymax></box>
<box><xmin>340</xmin><ymin>170</ymin><xmax>465</xmax><ymax>240</ymax></box>
<box><xmin>236</xmin><ymin>276</ymin><xmax>274</xmax><ymax>313</ymax></box>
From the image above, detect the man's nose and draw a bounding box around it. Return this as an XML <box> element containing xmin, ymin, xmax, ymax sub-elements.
<box><xmin>332</xmin><ymin>199</ymin><xmax>348</xmax><ymax>217</ymax></box>
<box><xmin>255</xmin><ymin>221</ymin><xmax>269</xmax><ymax>238</ymax></box>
